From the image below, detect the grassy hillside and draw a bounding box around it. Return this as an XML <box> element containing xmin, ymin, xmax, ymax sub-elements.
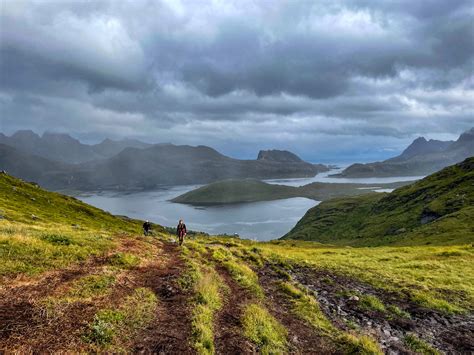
<box><xmin>0</xmin><ymin>172</ymin><xmax>169</xmax><ymax>277</ymax></box>
<box><xmin>283</xmin><ymin>157</ymin><xmax>474</xmax><ymax>246</ymax></box>
<box><xmin>1</xmin><ymin>171</ymin><xmax>473</xmax><ymax>353</ymax></box>
<box><xmin>171</xmin><ymin>179</ymin><xmax>412</xmax><ymax>205</ymax></box>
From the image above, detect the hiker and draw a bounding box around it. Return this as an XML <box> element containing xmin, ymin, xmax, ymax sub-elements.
<box><xmin>176</xmin><ymin>219</ymin><xmax>187</xmax><ymax>246</ymax></box>
<box><xmin>143</xmin><ymin>220</ymin><xmax>151</xmax><ymax>236</ymax></box>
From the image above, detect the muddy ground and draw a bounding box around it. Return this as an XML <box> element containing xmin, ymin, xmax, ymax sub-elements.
<box><xmin>287</xmin><ymin>265</ymin><xmax>474</xmax><ymax>354</ymax></box>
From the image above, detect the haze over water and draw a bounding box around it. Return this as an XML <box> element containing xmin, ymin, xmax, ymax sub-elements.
<box><xmin>77</xmin><ymin>168</ymin><xmax>425</xmax><ymax>241</ymax></box>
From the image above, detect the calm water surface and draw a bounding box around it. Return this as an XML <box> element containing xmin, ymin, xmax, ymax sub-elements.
<box><xmin>77</xmin><ymin>167</ymin><xmax>424</xmax><ymax>241</ymax></box>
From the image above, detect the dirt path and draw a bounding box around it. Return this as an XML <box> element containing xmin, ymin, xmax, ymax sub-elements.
<box><xmin>290</xmin><ymin>266</ymin><xmax>474</xmax><ymax>354</ymax></box>
<box><xmin>132</xmin><ymin>242</ymin><xmax>194</xmax><ymax>354</ymax></box>
<box><xmin>258</xmin><ymin>266</ymin><xmax>339</xmax><ymax>354</ymax></box>
<box><xmin>213</xmin><ymin>266</ymin><xmax>256</xmax><ymax>354</ymax></box>
<box><xmin>0</xmin><ymin>255</ymin><xmax>110</xmax><ymax>351</ymax></box>
<box><xmin>0</xmin><ymin>238</ymin><xmax>195</xmax><ymax>353</ymax></box>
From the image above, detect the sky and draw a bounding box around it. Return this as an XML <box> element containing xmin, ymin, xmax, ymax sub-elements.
<box><xmin>0</xmin><ymin>0</ymin><xmax>473</xmax><ymax>162</ymax></box>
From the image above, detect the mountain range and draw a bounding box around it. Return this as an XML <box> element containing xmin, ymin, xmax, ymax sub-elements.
<box><xmin>0</xmin><ymin>132</ymin><xmax>327</xmax><ymax>190</ymax></box>
<box><xmin>333</xmin><ymin>127</ymin><xmax>474</xmax><ymax>177</ymax></box>
<box><xmin>0</xmin><ymin>130</ymin><xmax>151</xmax><ymax>163</ymax></box>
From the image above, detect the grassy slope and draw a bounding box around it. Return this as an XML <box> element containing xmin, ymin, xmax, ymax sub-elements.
<box><xmin>0</xmin><ymin>172</ymin><xmax>168</xmax><ymax>277</ymax></box>
<box><xmin>1</xmin><ymin>171</ymin><xmax>473</xmax><ymax>354</ymax></box>
<box><xmin>171</xmin><ymin>178</ymin><xmax>411</xmax><ymax>205</ymax></box>
<box><xmin>283</xmin><ymin>157</ymin><xmax>474</xmax><ymax>246</ymax></box>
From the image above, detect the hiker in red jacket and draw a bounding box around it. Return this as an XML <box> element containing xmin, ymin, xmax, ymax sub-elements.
<box><xmin>177</xmin><ymin>219</ymin><xmax>187</xmax><ymax>246</ymax></box>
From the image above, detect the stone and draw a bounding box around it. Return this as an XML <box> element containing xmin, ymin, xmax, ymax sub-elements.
<box><xmin>348</xmin><ymin>295</ymin><xmax>360</xmax><ymax>302</ymax></box>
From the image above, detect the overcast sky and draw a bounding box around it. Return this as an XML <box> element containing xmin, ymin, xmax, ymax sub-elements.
<box><xmin>0</xmin><ymin>0</ymin><xmax>473</xmax><ymax>162</ymax></box>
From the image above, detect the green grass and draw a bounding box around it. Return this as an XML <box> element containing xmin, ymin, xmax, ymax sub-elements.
<box><xmin>283</xmin><ymin>157</ymin><xmax>474</xmax><ymax>246</ymax></box>
<box><xmin>404</xmin><ymin>334</ymin><xmax>440</xmax><ymax>355</ymax></box>
<box><xmin>210</xmin><ymin>246</ymin><xmax>264</xmax><ymax>298</ymax></box>
<box><xmin>241</xmin><ymin>303</ymin><xmax>288</xmax><ymax>354</ymax></box>
<box><xmin>84</xmin><ymin>287</ymin><xmax>158</xmax><ymax>348</ymax></box>
<box><xmin>0</xmin><ymin>221</ymin><xmax>113</xmax><ymax>277</ymax></box>
<box><xmin>359</xmin><ymin>294</ymin><xmax>386</xmax><ymax>312</ymax></box>
<box><xmin>0</xmin><ymin>172</ymin><xmax>157</xmax><ymax>279</ymax></box>
<box><xmin>387</xmin><ymin>305</ymin><xmax>411</xmax><ymax>319</ymax></box>
<box><xmin>221</xmin><ymin>259</ymin><xmax>264</xmax><ymax>299</ymax></box>
<box><xmin>0</xmin><ymin>173</ymin><xmax>145</xmax><ymax>233</ymax></box>
<box><xmin>68</xmin><ymin>274</ymin><xmax>116</xmax><ymax>299</ymax></box>
<box><xmin>263</xmin><ymin>241</ymin><xmax>473</xmax><ymax>313</ymax></box>
<box><xmin>108</xmin><ymin>252</ymin><xmax>141</xmax><ymax>269</ymax></box>
<box><xmin>278</xmin><ymin>281</ymin><xmax>382</xmax><ymax>354</ymax></box>
<box><xmin>191</xmin><ymin>266</ymin><xmax>224</xmax><ymax>354</ymax></box>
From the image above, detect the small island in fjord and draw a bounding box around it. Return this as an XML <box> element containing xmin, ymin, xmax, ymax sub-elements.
<box><xmin>171</xmin><ymin>179</ymin><xmax>413</xmax><ymax>205</ymax></box>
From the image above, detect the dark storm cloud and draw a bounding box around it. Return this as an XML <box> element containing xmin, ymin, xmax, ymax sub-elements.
<box><xmin>0</xmin><ymin>0</ymin><xmax>473</xmax><ymax>161</ymax></box>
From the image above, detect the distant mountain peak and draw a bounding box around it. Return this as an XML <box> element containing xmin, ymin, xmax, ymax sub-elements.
<box><xmin>399</xmin><ymin>136</ymin><xmax>451</xmax><ymax>159</ymax></box>
<box><xmin>12</xmin><ymin>130</ymin><xmax>40</xmax><ymax>140</ymax></box>
<box><xmin>456</xmin><ymin>127</ymin><xmax>474</xmax><ymax>142</ymax></box>
<box><xmin>257</xmin><ymin>149</ymin><xmax>303</xmax><ymax>163</ymax></box>
<box><xmin>413</xmin><ymin>136</ymin><xmax>427</xmax><ymax>143</ymax></box>
<box><xmin>42</xmin><ymin>131</ymin><xmax>81</xmax><ymax>144</ymax></box>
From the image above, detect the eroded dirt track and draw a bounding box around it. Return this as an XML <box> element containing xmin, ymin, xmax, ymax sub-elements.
<box><xmin>0</xmin><ymin>239</ymin><xmax>195</xmax><ymax>353</ymax></box>
<box><xmin>258</xmin><ymin>266</ymin><xmax>339</xmax><ymax>354</ymax></box>
<box><xmin>133</xmin><ymin>242</ymin><xmax>194</xmax><ymax>354</ymax></box>
<box><xmin>213</xmin><ymin>266</ymin><xmax>256</xmax><ymax>354</ymax></box>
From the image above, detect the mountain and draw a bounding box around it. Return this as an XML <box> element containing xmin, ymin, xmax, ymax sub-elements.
<box><xmin>282</xmin><ymin>157</ymin><xmax>474</xmax><ymax>246</ymax></box>
<box><xmin>0</xmin><ymin>143</ymin><xmax>76</xmax><ymax>189</ymax></box>
<box><xmin>390</xmin><ymin>137</ymin><xmax>453</xmax><ymax>161</ymax></box>
<box><xmin>257</xmin><ymin>149</ymin><xmax>303</xmax><ymax>162</ymax></box>
<box><xmin>0</xmin><ymin>131</ymin><xmax>151</xmax><ymax>164</ymax></box>
<box><xmin>257</xmin><ymin>150</ymin><xmax>330</xmax><ymax>173</ymax></box>
<box><xmin>77</xmin><ymin>144</ymin><xmax>321</xmax><ymax>189</ymax></box>
<box><xmin>334</xmin><ymin>127</ymin><xmax>474</xmax><ymax>177</ymax></box>
<box><xmin>0</xmin><ymin>130</ymin><xmax>102</xmax><ymax>163</ymax></box>
<box><xmin>91</xmin><ymin>138</ymin><xmax>152</xmax><ymax>157</ymax></box>
<box><xmin>171</xmin><ymin>179</ymin><xmax>412</xmax><ymax>205</ymax></box>
<box><xmin>0</xmin><ymin>143</ymin><xmax>323</xmax><ymax>190</ymax></box>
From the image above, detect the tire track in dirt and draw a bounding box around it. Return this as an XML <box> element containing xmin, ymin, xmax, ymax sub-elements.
<box><xmin>213</xmin><ymin>265</ymin><xmax>256</xmax><ymax>354</ymax></box>
<box><xmin>132</xmin><ymin>242</ymin><xmax>194</xmax><ymax>354</ymax></box>
<box><xmin>258</xmin><ymin>265</ymin><xmax>339</xmax><ymax>354</ymax></box>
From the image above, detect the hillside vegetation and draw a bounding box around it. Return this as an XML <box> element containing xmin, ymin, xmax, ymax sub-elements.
<box><xmin>283</xmin><ymin>157</ymin><xmax>474</xmax><ymax>246</ymax></box>
<box><xmin>1</xmin><ymin>170</ymin><xmax>473</xmax><ymax>353</ymax></box>
<box><xmin>172</xmin><ymin>179</ymin><xmax>411</xmax><ymax>205</ymax></box>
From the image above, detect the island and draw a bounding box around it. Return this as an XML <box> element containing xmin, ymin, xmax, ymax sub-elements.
<box><xmin>170</xmin><ymin>179</ymin><xmax>413</xmax><ymax>205</ymax></box>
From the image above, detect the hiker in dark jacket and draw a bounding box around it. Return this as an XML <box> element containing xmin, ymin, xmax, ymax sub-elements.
<box><xmin>143</xmin><ymin>220</ymin><xmax>151</xmax><ymax>236</ymax></box>
<box><xmin>177</xmin><ymin>219</ymin><xmax>187</xmax><ymax>246</ymax></box>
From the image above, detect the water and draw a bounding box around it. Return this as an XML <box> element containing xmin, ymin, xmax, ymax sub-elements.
<box><xmin>264</xmin><ymin>167</ymin><xmax>424</xmax><ymax>186</ymax></box>
<box><xmin>77</xmin><ymin>186</ymin><xmax>317</xmax><ymax>241</ymax></box>
<box><xmin>76</xmin><ymin>167</ymin><xmax>425</xmax><ymax>242</ymax></box>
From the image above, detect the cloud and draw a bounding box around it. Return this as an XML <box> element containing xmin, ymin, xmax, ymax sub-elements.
<box><xmin>0</xmin><ymin>0</ymin><xmax>472</xmax><ymax>161</ymax></box>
